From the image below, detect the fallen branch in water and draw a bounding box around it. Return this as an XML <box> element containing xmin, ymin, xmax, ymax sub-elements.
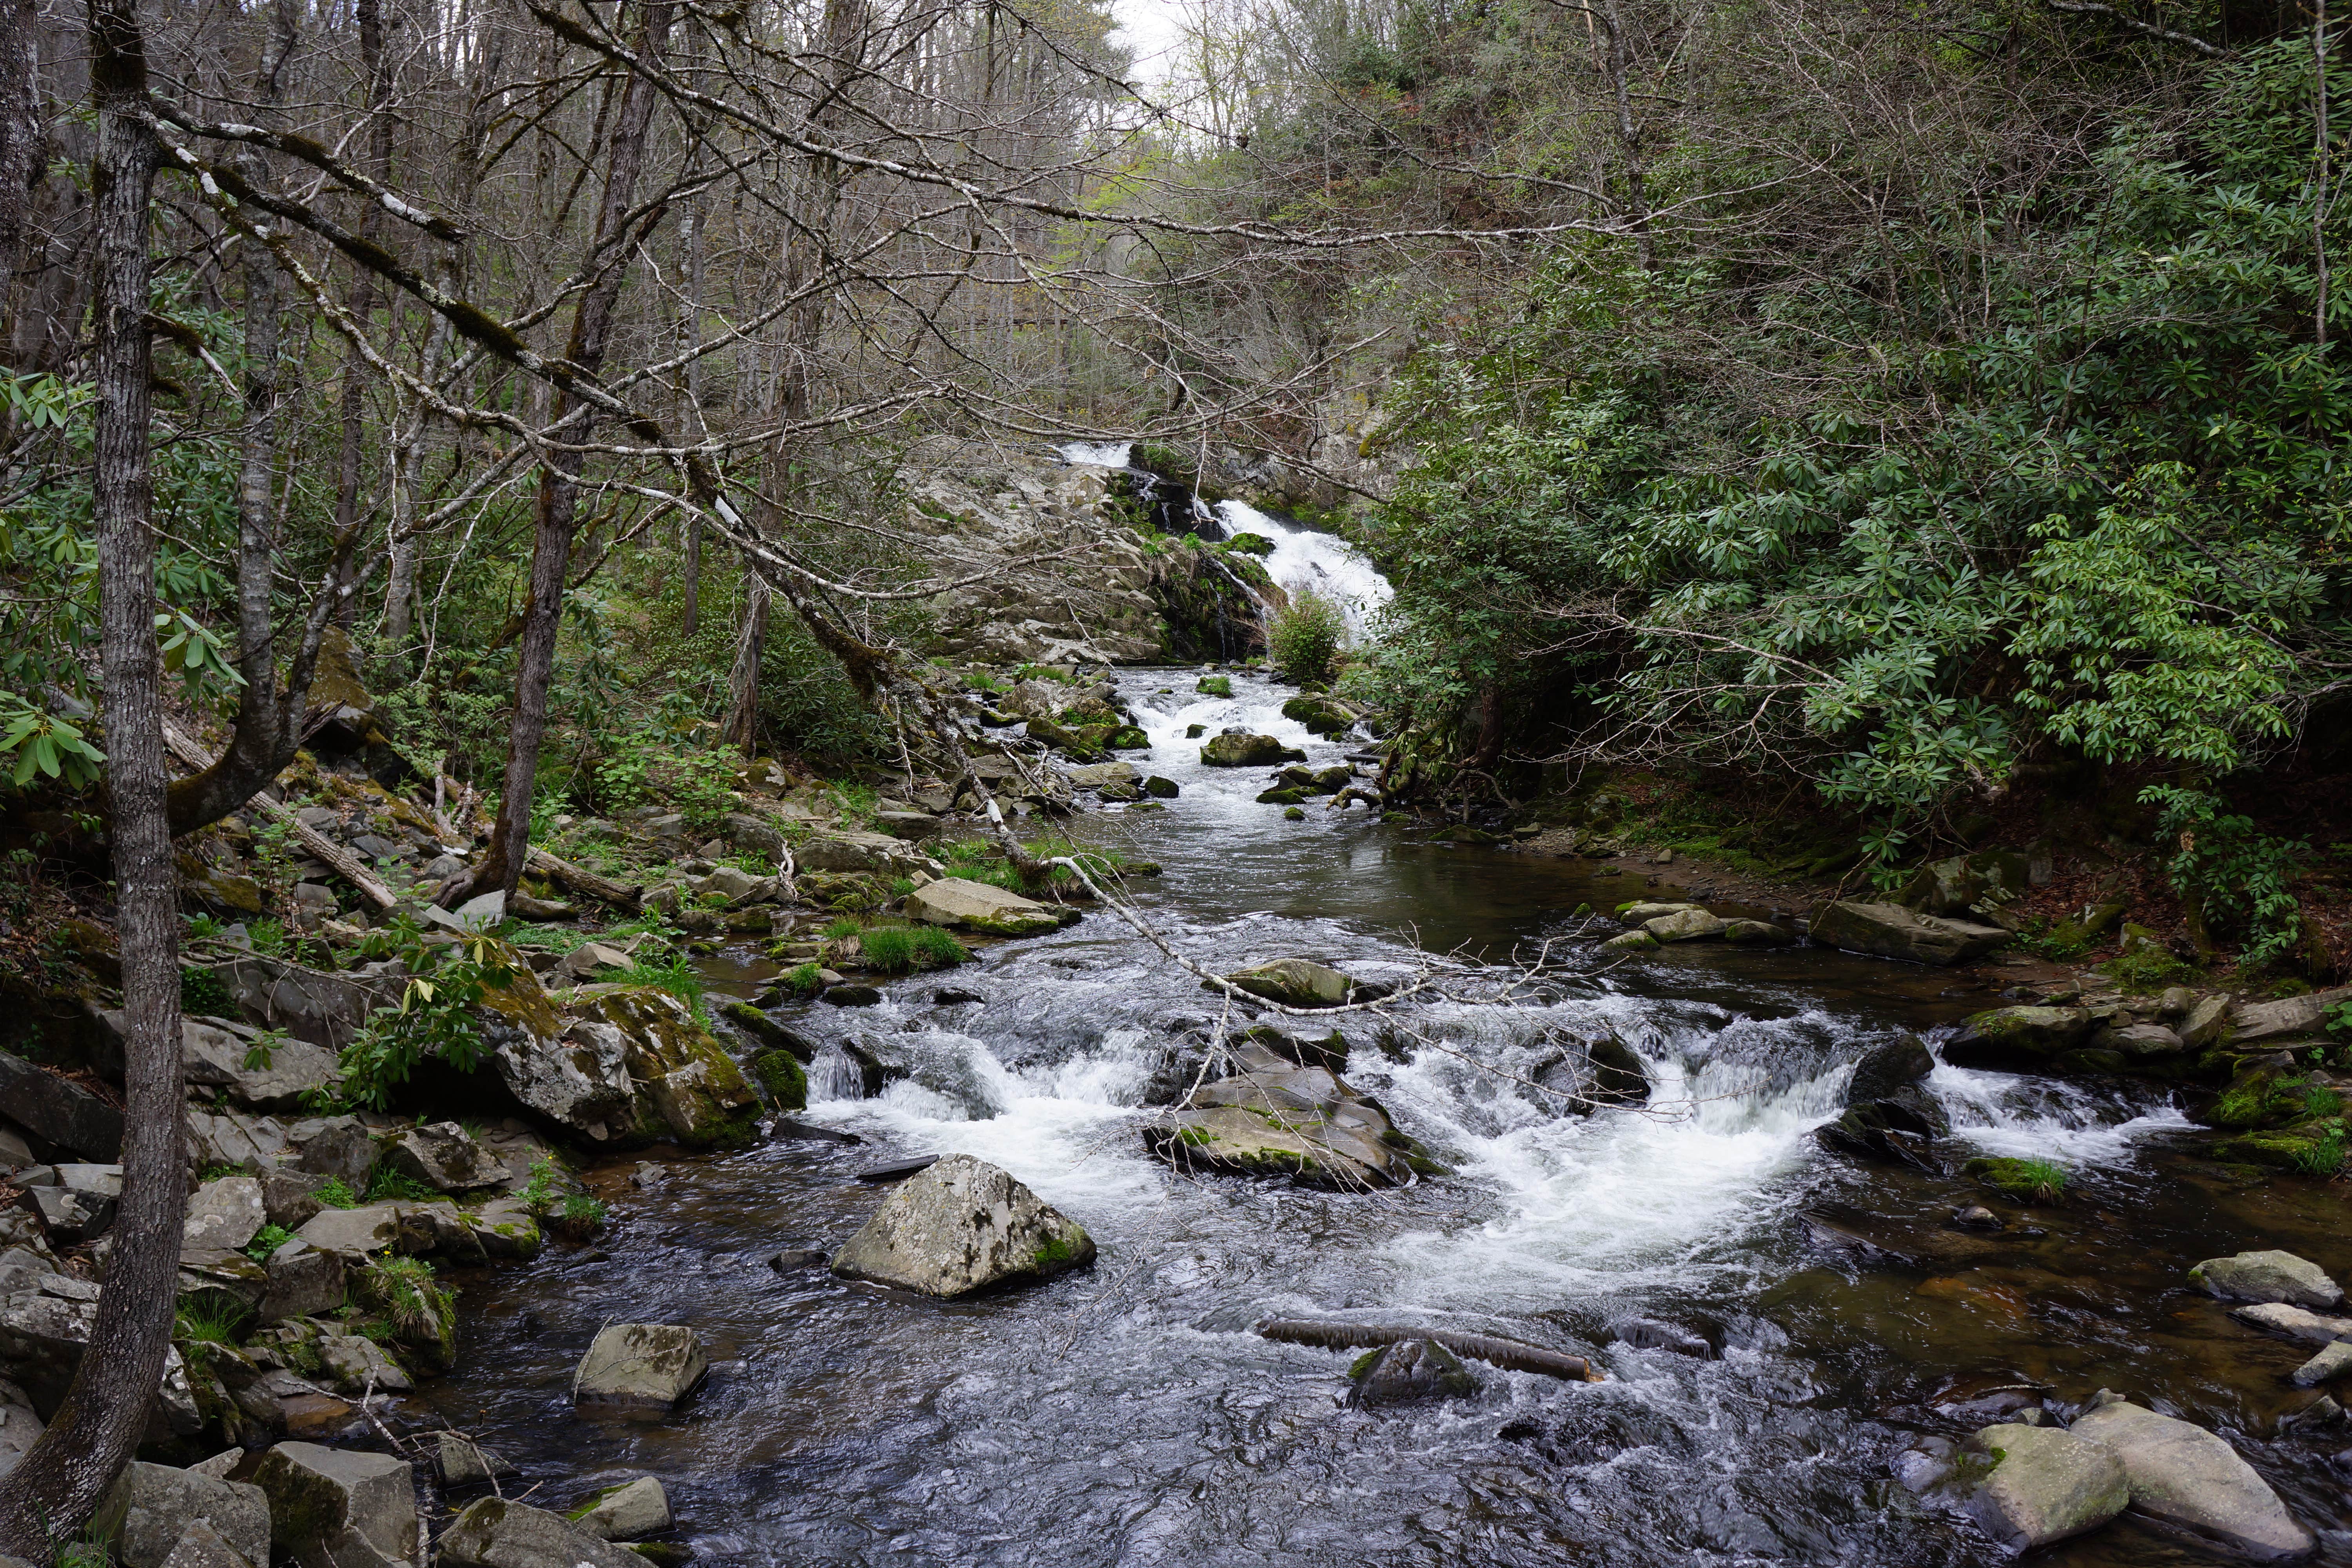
<box><xmin>1256</xmin><ymin>1319</ymin><xmax>1604</xmax><ymax>1382</ymax></box>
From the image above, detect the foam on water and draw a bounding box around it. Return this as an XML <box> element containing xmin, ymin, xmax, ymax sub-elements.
<box><xmin>1217</xmin><ymin>498</ymin><xmax>1393</xmax><ymax>636</ymax></box>
<box><xmin>1929</xmin><ymin>1061</ymin><xmax>2196</xmax><ymax>1165</ymax></box>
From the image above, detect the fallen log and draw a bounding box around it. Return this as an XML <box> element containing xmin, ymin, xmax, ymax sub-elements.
<box><xmin>160</xmin><ymin>721</ymin><xmax>400</xmax><ymax>913</ymax></box>
<box><xmin>524</xmin><ymin>846</ymin><xmax>641</xmax><ymax>908</ymax></box>
<box><xmin>1255</xmin><ymin>1319</ymin><xmax>1602</xmax><ymax>1382</ymax></box>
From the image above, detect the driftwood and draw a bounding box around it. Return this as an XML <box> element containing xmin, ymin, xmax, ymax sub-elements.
<box><xmin>523</xmin><ymin>846</ymin><xmax>641</xmax><ymax>908</ymax></box>
<box><xmin>1256</xmin><ymin>1319</ymin><xmax>1603</xmax><ymax>1383</ymax></box>
<box><xmin>160</xmin><ymin>721</ymin><xmax>400</xmax><ymax>912</ymax></box>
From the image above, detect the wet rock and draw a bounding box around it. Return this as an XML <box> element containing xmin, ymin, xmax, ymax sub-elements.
<box><xmin>380</xmin><ymin>1123</ymin><xmax>501</xmax><ymax>1193</ymax></box>
<box><xmin>1608</xmin><ymin>1318</ymin><xmax>1714</xmax><ymax>1358</ymax></box>
<box><xmin>2228</xmin><ymin>985</ymin><xmax>2352</xmax><ymax>1047</ymax></box>
<box><xmin>437</xmin><ymin>1499</ymin><xmax>641</xmax><ymax>1568</ymax></box>
<box><xmin>1940</xmin><ymin>1005</ymin><xmax>2096</xmax><ymax>1072</ymax></box>
<box><xmin>572</xmin><ymin>1477</ymin><xmax>670</xmax><ymax>1541</ymax></box>
<box><xmin>1281</xmin><ymin>694</ymin><xmax>1357</xmax><ymax>736</ymax></box>
<box><xmin>0</xmin><ymin>1053</ymin><xmax>123</xmax><ymax>1160</ymax></box>
<box><xmin>1808</xmin><ymin>900</ymin><xmax>2010</xmax><ymax>966</ymax></box>
<box><xmin>768</xmin><ymin>1248</ymin><xmax>828</xmax><ymax>1271</ymax></box>
<box><xmin>1144</xmin><ymin>775</ymin><xmax>1180</xmax><ymax>798</ymax></box>
<box><xmin>1819</xmin><ymin>1036</ymin><xmax>1947</xmax><ymax>1169</ymax></box>
<box><xmin>1601</xmin><ymin>930</ymin><xmax>1658</xmax><ymax>952</ymax></box>
<box><xmin>1963</xmin><ymin>1422</ymin><xmax>2129</xmax><ymax>1550</ymax></box>
<box><xmin>1953</xmin><ymin>1205</ymin><xmax>2003</xmax><ymax>1231</ymax></box>
<box><xmin>1147</xmin><ymin>1065</ymin><xmax>1430</xmax><ymax>1189</ymax></box>
<box><xmin>1221</xmin><ymin>958</ymin><xmax>1354</xmax><ymax>1008</ymax></box>
<box><xmin>1721</xmin><ymin>919</ymin><xmax>1798</xmax><ymax>945</ymax></box>
<box><xmin>1644</xmin><ymin>909</ymin><xmax>1728</xmax><ymax>942</ymax></box>
<box><xmin>319</xmin><ymin>1334</ymin><xmax>412</xmax><ymax>1393</ymax></box>
<box><xmin>829</xmin><ymin>1153</ymin><xmax>1094</xmax><ymax>1298</ymax></box>
<box><xmin>1200</xmin><ymin>731</ymin><xmax>1305</xmax><ymax>768</ymax></box>
<box><xmin>250</xmin><ymin>1441</ymin><xmax>419</xmax><ymax>1568</ymax></box>
<box><xmin>2230</xmin><ymin>1301</ymin><xmax>2352</xmax><ymax>1346</ymax></box>
<box><xmin>1348</xmin><ymin>1338</ymin><xmax>1477</xmax><ymax>1407</ymax></box>
<box><xmin>2069</xmin><ymin>1395</ymin><xmax>2314</xmax><ymax>1559</ymax></box>
<box><xmin>94</xmin><ymin>1460</ymin><xmax>272</xmax><ymax>1568</ymax></box>
<box><xmin>903</xmin><ymin>877</ymin><xmax>1063</xmax><ymax>937</ymax></box>
<box><xmin>573</xmin><ymin>1324</ymin><xmax>708</xmax><ymax>1411</ymax></box>
<box><xmin>824</xmin><ymin>985</ymin><xmax>884</xmax><ymax>1007</ymax></box>
<box><xmin>183</xmin><ymin>1178</ymin><xmax>265</xmax><ymax>1253</ymax></box>
<box><xmin>435</xmin><ymin>1434</ymin><xmax>516</xmax><ymax>1487</ymax></box>
<box><xmin>2189</xmin><ymin>1250</ymin><xmax>2343</xmax><ymax>1310</ymax></box>
<box><xmin>2290</xmin><ymin>1341</ymin><xmax>2352</xmax><ymax>1387</ymax></box>
<box><xmin>1064</xmin><ymin>760</ymin><xmax>1140</xmax><ymax>791</ymax></box>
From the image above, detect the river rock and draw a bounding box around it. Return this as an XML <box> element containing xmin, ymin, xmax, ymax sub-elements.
<box><xmin>1348</xmin><ymin>1338</ymin><xmax>1477</xmax><ymax>1407</ymax></box>
<box><xmin>572</xmin><ymin>1477</ymin><xmax>670</xmax><ymax>1541</ymax></box>
<box><xmin>258</xmin><ymin>1243</ymin><xmax>345</xmax><ymax>1323</ymax></box>
<box><xmin>1848</xmin><ymin>1034</ymin><xmax>1935</xmax><ymax>1102</ymax></box>
<box><xmin>94</xmin><ymin>1461</ymin><xmax>272</xmax><ymax>1568</ymax></box>
<box><xmin>799</xmin><ymin>831</ymin><xmax>931</xmax><ymax>877</ymax></box>
<box><xmin>2228</xmin><ymin>985</ymin><xmax>2352</xmax><ymax>1047</ymax></box>
<box><xmin>903</xmin><ymin>877</ymin><xmax>1063</xmax><ymax>936</ymax></box>
<box><xmin>1808</xmin><ymin>901</ymin><xmax>2010</xmax><ymax>966</ymax></box>
<box><xmin>435</xmin><ymin>1434</ymin><xmax>516</xmax><ymax>1487</ymax></box>
<box><xmin>208</xmin><ymin>954</ymin><xmax>406</xmax><ymax>1049</ymax></box>
<box><xmin>379</xmin><ymin>1123</ymin><xmax>501</xmax><ymax>1193</ymax></box>
<box><xmin>2231</xmin><ymin>1301</ymin><xmax>2352</xmax><ymax>1345</ymax></box>
<box><xmin>2291</xmin><ymin>1341</ymin><xmax>2352</xmax><ymax>1387</ymax></box>
<box><xmin>1601</xmin><ymin>930</ymin><xmax>1657</xmax><ymax>951</ymax></box>
<box><xmin>830</xmin><ymin>1153</ymin><xmax>1094</xmax><ymax>1298</ymax></box>
<box><xmin>1147</xmin><ymin>1064</ymin><xmax>1427</xmax><ymax>1188</ymax></box>
<box><xmin>2190</xmin><ymin>1250</ymin><xmax>2343</xmax><ymax>1310</ymax></box>
<box><xmin>573</xmin><ymin>1324</ymin><xmax>708</xmax><ymax>1411</ymax></box>
<box><xmin>182</xmin><ymin>1178</ymin><xmax>266</xmax><ymax>1254</ymax></box>
<box><xmin>1942</xmin><ymin>1006</ymin><xmax>2095</xmax><ymax>1071</ymax></box>
<box><xmin>437</xmin><ymin>1499</ymin><xmax>642</xmax><ymax>1568</ymax></box>
<box><xmin>1644</xmin><ymin>909</ymin><xmax>1727</xmax><ymax>942</ymax></box>
<box><xmin>289</xmin><ymin>1116</ymin><xmax>381</xmax><ymax>1184</ymax></box>
<box><xmin>250</xmin><ymin>1442</ymin><xmax>417</xmax><ymax>1568</ymax></box>
<box><xmin>294</xmin><ymin>1204</ymin><xmax>423</xmax><ymax>1261</ymax></box>
<box><xmin>1964</xmin><ymin>1422</ymin><xmax>2129</xmax><ymax>1550</ymax></box>
<box><xmin>23</xmin><ymin>1183</ymin><xmax>114</xmax><ymax>1243</ymax></box>
<box><xmin>493</xmin><ymin>985</ymin><xmax>760</xmax><ymax>1149</ymax></box>
<box><xmin>0</xmin><ymin>1052</ymin><xmax>124</xmax><ymax>1160</ymax></box>
<box><xmin>1200</xmin><ymin>731</ymin><xmax>1304</xmax><ymax>767</ymax></box>
<box><xmin>1222</xmin><ymin>958</ymin><xmax>1354</xmax><ymax>1008</ymax></box>
<box><xmin>2069</xmin><ymin>1396</ymin><xmax>2314</xmax><ymax>1559</ymax></box>
<box><xmin>1722</xmin><ymin>919</ymin><xmax>1798</xmax><ymax>944</ymax></box>
<box><xmin>319</xmin><ymin>1334</ymin><xmax>412</xmax><ymax>1393</ymax></box>
<box><xmin>1065</xmin><ymin>760</ymin><xmax>1140</xmax><ymax>791</ymax></box>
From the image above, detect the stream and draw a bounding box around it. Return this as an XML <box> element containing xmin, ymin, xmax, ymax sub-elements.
<box><xmin>424</xmin><ymin>661</ymin><xmax>2352</xmax><ymax>1563</ymax></box>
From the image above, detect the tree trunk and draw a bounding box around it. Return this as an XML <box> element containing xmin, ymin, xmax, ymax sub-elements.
<box><xmin>723</xmin><ymin>577</ymin><xmax>769</xmax><ymax>754</ymax></box>
<box><xmin>0</xmin><ymin>0</ymin><xmax>184</xmax><ymax>1542</ymax></box>
<box><xmin>0</xmin><ymin>0</ymin><xmax>41</xmax><ymax>343</ymax></box>
<box><xmin>679</xmin><ymin>194</ymin><xmax>706</xmax><ymax>637</ymax></box>
<box><xmin>475</xmin><ymin>0</ymin><xmax>674</xmax><ymax>902</ymax></box>
<box><xmin>328</xmin><ymin>0</ymin><xmax>393</xmax><ymax>629</ymax></box>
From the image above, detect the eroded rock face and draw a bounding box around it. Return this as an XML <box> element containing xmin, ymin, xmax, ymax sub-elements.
<box><xmin>2070</xmin><ymin>1396</ymin><xmax>2314</xmax><ymax>1560</ymax></box>
<box><xmin>2190</xmin><ymin>1250</ymin><xmax>2343</xmax><ymax>1310</ymax></box>
<box><xmin>830</xmin><ymin>1154</ymin><xmax>1094</xmax><ymax>1298</ymax></box>
<box><xmin>1964</xmin><ymin>1423</ymin><xmax>2128</xmax><ymax>1550</ymax></box>
<box><xmin>573</xmin><ymin>1324</ymin><xmax>708</xmax><ymax>1411</ymax></box>
<box><xmin>1808</xmin><ymin>901</ymin><xmax>2010</xmax><ymax>966</ymax></box>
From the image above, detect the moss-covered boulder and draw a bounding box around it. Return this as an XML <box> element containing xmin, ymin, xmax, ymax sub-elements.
<box><xmin>1281</xmin><ymin>694</ymin><xmax>1357</xmax><ymax>736</ymax></box>
<box><xmin>1026</xmin><ymin>715</ymin><xmax>1114</xmax><ymax>757</ymax></box>
<box><xmin>1143</xmin><ymin>1063</ymin><xmax>1438</xmax><ymax>1189</ymax></box>
<box><xmin>491</xmin><ymin>985</ymin><xmax>759</xmax><ymax>1149</ymax></box>
<box><xmin>749</xmin><ymin>1047</ymin><xmax>809</xmax><ymax>1112</ymax></box>
<box><xmin>1942</xmin><ymin>1006</ymin><xmax>2094</xmax><ymax>1071</ymax></box>
<box><xmin>1201</xmin><ymin>730</ymin><xmax>1304</xmax><ymax>767</ymax></box>
<box><xmin>1196</xmin><ymin>675</ymin><xmax>1234</xmax><ymax>697</ymax></box>
<box><xmin>1221</xmin><ymin>957</ymin><xmax>1354</xmax><ymax>1007</ymax></box>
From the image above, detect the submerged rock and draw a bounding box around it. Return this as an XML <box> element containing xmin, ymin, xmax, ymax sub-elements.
<box><xmin>1808</xmin><ymin>901</ymin><xmax>2010</xmax><ymax>966</ymax></box>
<box><xmin>1964</xmin><ymin>1422</ymin><xmax>2129</xmax><ymax>1550</ymax></box>
<box><xmin>2190</xmin><ymin>1250</ymin><xmax>2343</xmax><ymax>1311</ymax></box>
<box><xmin>2069</xmin><ymin>1394</ymin><xmax>2314</xmax><ymax>1559</ymax></box>
<box><xmin>2231</xmin><ymin>1301</ymin><xmax>2352</xmax><ymax>1345</ymax></box>
<box><xmin>1348</xmin><ymin>1338</ymin><xmax>1478</xmax><ymax>1407</ymax></box>
<box><xmin>829</xmin><ymin>1153</ymin><xmax>1094</xmax><ymax>1298</ymax></box>
<box><xmin>1145</xmin><ymin>1063</ymin><xmax>1434</xmax><ymax>1189</ymax></box>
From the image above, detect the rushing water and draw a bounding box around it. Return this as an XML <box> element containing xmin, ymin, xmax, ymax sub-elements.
<box><xmin>425</xmin><ymin>668</ymin><xmax>2352</xmax><ymax>1567</ymax></box>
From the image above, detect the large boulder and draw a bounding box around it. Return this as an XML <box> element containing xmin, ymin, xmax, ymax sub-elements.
<box><xmin>0</xmin><ymin>1280</ymin><xmax>202</xmax><ymax>1436</ymax></box>
<box><xmin>1221</xmin><ymin>958</ymin><xmax>1354</xmax><ymax>1009</ymax></box>
<box><xmin>2230</xmin><ymin>1301</ymin><xmax>2352</xmax><ymax>1345</ymax></box>
<box><xmin>1818</xmin><ymin>1034</ymin><xmax>1947</xmax><ymax>1168</ymax></box>
<box><xmin>207</xmin><ymin>955</ymin><xmax>405</xmax><ymax>1050</ymax></box>
<box><xmin>1964</xmin><ymin>1423</ymin><xmax>2129</xmax><ymax>1550</ymax></box>
<box><xmin>2228</xmin><ymin>985</ymin><xmax>2352</xmax><ymax>1047</ymax></box>
<box><xmin>1644</xmin><ymin>909</ymin><xmax>1727</xmax><ymax>942</ymax></box>
<box><xmin>173</xmin><ymin>1018</ymin><xmax>340</xmax><ymax>1112</ymax></box>
<box><xmin>292</xmin><ymin>1204</ymin><xmax>426</xmax><ymax>1262</ymax></box>
<box><xmin>95</xmin><ymin>1461</ymin><xmax>272</xmax><ymax>1568</ymax></box>
<box><xmin>903</xmin><ymin>877</ymin><xmax>1064</xmax><ymax>937</ymax></box>
<box><xmin>436</xmin><ymin>1499</ymin><xmax>642</xmax><ymax>1568</ymax></box>
<box><xmin>258</xmin><ymin>1243</ymin><xmax>345</xmax><ymax>1323</ymax></box>
<box><xmin>248</xmin><ymin>1442</ymin><xmax>418</xmax><ymax>1568</ymax></box>
<box><xmin>2069</xmin><ymin>1396</ymin><xmax>2314</xmax><ymax>1559</ymax></box>
<box><xmin>2190</xmin><ymin>1250</ymin><xmax>2343</xmax><ymax>1311</ymax></box>
<box><xmin>798</xmin><ymin>831</ymin><xmax>932</xmax><ymax>877</ymax></box>
<box><xmin>573</xmin><ymin>1324</ymin><xmax>707</xmax><ymax>1412</ymax></box>
<box><xmin>830</xmin><ymin>1154</ymin><xmax>1094</xmax><ymax>1298</ymax></box>
<box><xmin>0</xmin><ymin>1053</ymin><xmax>123</xmax><ymax>1160</ymax></box>
<box><xmin>1942</xmin><ymin>1007</ymin><xmax>2096</xmax><ymax>1071</ymax></box>
<box><xmin>182</xmin><ymin>1178</ymin><xmax>266</xmax><ymax>1254</ymax></box>
<box><xmin>1200</xmin><ymin>731</ymin><xmax>1305</xmax><ymax>768</ymax></box>
<box><xmin>1808</xmin><ymin>901</ymin><xmax>2010</xmax><ymax>966</ymax></box>
<box><xmin>491</xmin><ymin>985</ymin><xmax>759</xmax><ymax>1149</ymax></box>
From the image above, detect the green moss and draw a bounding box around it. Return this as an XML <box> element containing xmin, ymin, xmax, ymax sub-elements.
<box><xmin>1964</xmin><ymin>1155</ymin><xmax>2067</xmax><ymax>1203</ymax></box>
<box><xmin>1196</xmin><ymin>675</ymin><xmax>1233</xmax><ymax>697</ymax></box>
<box><xmin>750</xmin><ymin>1047</ymin><xmax>808</xmax><ymax>1111</ymax></box>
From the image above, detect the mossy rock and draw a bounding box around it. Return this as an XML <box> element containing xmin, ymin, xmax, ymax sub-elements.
<box><xmin>1107</xmin><ymin>727</ymin><xmax>1152</xmax><ymax>750</ymax></box>
<box><xmin>748</xmin><ymin>1048</ymin><xmax>808</xmax><ymax>1111</ymax></box>
<box><xmin>2208</xmin><ymin>1120</ymin><xmax>2347</xmax><ymax>1175</ymax></box>
<box><xmin>1026</xmin><ymin>716</ymin><xmax>1115</xmax><ymax>757</ymax></box>
<box><xmin>1196</xmin><ymin>675</ymin><xmax>1233</xmax><ymax>697</ymax></box>
<box><xmin>1257</xmin><ymin>787</ymin><xmax>1309</xmax><ymax>805</ymax></box>
<box><xmin>1963</xmin><ymin>1156</ymin><xmax>2067</xmax><ymax>1204</ymax></box>
<box><xmin>584</xmin><ymin>987</ymin><xmax>762</xmax><ymax>1149</ymax></box>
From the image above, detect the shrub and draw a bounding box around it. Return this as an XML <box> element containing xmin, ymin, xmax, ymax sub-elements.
<box><xmin>2140</xmin><ymin>787</ymin><xmax>2308</xmax><ymax>967</ymax></box>
<box><xmin>1269</xmin><ymin>589</ymin><xmax>1346</xmax><ymax>686</ymax></box>
<box><xmin>243</xmin><ymin>1223</ymin><xmax>295</xmax><ymax>1263</ymax></box>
